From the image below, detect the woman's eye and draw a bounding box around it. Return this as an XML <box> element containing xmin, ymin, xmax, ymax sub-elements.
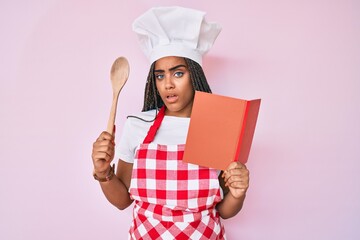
<box><xmin>155</xmin><ymin>74</ymin><xmax>164</xmax><ymax>80</ymax></box>
<box><xmin>174</xmin><ymin>72</ymin><xmax>184</xmax><ymax>77</ymax></box>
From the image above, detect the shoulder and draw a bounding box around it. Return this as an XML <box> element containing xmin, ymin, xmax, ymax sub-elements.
<box><xmin>127</xmin><ymin>109</ymin><xmax>157</xmax><ymax>122</ymax></box>
<box><xmin>116</xmin><ymin>110</ymin><xmax>157</xmax><ymax>163</ymax></box>
<box><xmin>122</xmin><ymin>109</ymin><xmax>157</xmax><ymax>136</ymax></box>
<box><xmin>125</xmin><ymin>110</ymin><xmax>156</xmax><ymax>128</ymax></box>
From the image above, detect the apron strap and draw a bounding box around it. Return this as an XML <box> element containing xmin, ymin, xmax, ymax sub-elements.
<box><xmin>143</xmin><ymin>106</ymin><xmax>166</xmax><ymax>144</ymax></box>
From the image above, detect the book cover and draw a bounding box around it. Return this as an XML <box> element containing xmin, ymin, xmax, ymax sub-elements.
<box><xmin>183</xmin><ymin>91</ymin><xmax>261</xmax><ymax>170</ymax></box>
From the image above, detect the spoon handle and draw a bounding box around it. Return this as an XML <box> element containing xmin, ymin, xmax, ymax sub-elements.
<box><xmin>106</xmin><ymin>93</ymin><xmax>119</xmax><ymax>134</ymax></box>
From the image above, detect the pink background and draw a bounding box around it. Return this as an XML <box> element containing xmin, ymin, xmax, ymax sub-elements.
<box><xmin>1</xmin><ymin>0</ymin><xmax>359</xmax><ymax>239</ymax></box>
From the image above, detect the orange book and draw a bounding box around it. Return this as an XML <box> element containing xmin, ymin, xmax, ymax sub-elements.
<box><xmin>183</xmin><ymin>91</ymin><xmax>261</xmax><ymax>170</ymax></box>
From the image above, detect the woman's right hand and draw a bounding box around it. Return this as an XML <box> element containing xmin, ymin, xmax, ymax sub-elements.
<box><xmin>92</xmin><ymin>131</ymin><xmax>115</xmax><ymax>177</ymax></box>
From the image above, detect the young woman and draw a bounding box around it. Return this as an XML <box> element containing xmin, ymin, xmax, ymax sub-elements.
<box><xmin>92</xmin><ymin>7</ymin><xmax>250</xmax><ymax>240</ymax></box>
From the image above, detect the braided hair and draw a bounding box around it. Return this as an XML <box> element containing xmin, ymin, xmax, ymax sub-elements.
<box><xmin>142</xmin><ymin>57</ymin><xmax>212</xmax><ymax>112</ymax></box>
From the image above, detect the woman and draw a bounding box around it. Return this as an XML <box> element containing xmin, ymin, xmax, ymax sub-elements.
<box><xmin>92</xmin><ymin>6</ymin><xmax>249</xmax><ymax>239</ymax></box>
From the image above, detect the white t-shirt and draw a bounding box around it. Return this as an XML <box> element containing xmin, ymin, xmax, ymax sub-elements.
<box><xmin>115</xmin><ymin>109</ymin><xmax>190</xmax><ymax>163</ymax></box>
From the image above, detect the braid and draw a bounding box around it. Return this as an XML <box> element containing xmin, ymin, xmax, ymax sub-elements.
<box><xmin>141</xmin><ymin>57</ymin><xmax>212</xmax><ymax>112</ymax></box>
<box><xmin>141</xmin><ymin>63</ymin><xmax>163</xmax><ymax>112</ymax></box>
<box><xmin>184</xmin><ymin>58</ymin><xmax>212</xmax><ymax>94</ymax></box>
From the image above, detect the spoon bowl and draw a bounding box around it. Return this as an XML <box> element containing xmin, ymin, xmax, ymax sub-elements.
<box><xmin>107</xmin><ymin>57</ymin><xmax>130</xmax><ymax>134</ymax></box>
<box><xmin>110</xmin><ymin>57</ymin><xmax>130</xmax><ymax>95</ymax></box>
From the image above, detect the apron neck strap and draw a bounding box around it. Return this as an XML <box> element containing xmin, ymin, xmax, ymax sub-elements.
<box><xmin>143</xmin><ymin>106</ymin><xmax>166</xmax><ymax>144</ymax></box>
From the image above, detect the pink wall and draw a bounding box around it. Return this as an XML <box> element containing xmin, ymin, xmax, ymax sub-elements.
<box><xmin>1</xmin><ymin>0</ymin><xmax>359</xmax><ymax>239</ymax></box>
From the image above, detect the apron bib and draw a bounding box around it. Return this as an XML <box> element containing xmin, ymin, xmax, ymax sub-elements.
<box><xmin>128</xmin><ymin>107</ymin><xmax>226</xmax><ymax>240</ymax></box>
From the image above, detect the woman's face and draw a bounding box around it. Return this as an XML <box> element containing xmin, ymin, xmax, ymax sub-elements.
<box><xmin>154</xmin><ymin>56</ymin><xmax>195</xmax><ymax>117</ymax></box>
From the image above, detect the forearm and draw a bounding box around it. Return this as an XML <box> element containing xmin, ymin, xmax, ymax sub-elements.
<box><xmin>217</xmin><ymin>162</ymin><xmax>249</xmax><ymax>219</ymax></box>
<box><xmin>99</xmin><ymin>176</ymin><xmax>133</xmax><ymax>210</ymax></box>
<box><xmin>216</xmin><ymin>192</ymin><xmax>246</xmax><ymax>219</ymax></box>
<box><xmin>92</xmin><ymin>132</ymin><xmax>133</xmax><ymax>210</ymax></box>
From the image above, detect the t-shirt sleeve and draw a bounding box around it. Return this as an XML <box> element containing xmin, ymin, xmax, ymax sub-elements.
<box><xmin>114</xmin><ymin>118</ymin><xmax>135</xmax><ymax>163</ymax></box>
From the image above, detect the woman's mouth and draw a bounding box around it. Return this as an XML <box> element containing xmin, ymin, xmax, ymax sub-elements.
<box><xmin>166</xmin><ymin>94</ymin><xmax>178</xmax><ymax>103</ymax></box>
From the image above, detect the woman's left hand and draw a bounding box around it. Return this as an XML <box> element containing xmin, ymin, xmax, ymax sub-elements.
<box><xmin>222</xmin><ymin>161</ymin><xmax>250</xmax><ymax>199</ymax></box>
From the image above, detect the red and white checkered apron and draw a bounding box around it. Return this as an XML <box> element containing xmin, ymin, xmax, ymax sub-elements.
<box><xmin>128</xmin><ymin>107</ymin><xmax>226</xmax><ymax>240</ymax></box>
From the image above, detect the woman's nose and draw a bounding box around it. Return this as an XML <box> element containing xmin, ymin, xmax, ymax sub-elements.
<box><xmin>164</xmin><ymin>76</ymin><xmax>174</xmax><ymax>89</ymax></box>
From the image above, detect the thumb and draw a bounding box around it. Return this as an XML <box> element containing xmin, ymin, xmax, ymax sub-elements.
<box><xmin>226</xmin><ymin>161</ymin><xmax>239</xmax><ymax>171</ymax></box>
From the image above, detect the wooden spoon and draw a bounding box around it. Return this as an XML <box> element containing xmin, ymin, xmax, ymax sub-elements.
<box><xmin>106</xmin><ymin>57</ymin><xmax>130</xmax><ymax>134</ymax></box>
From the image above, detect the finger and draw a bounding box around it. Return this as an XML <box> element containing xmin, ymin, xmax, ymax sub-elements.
<box><xmin>226</xmin><ymin>168</ymin><xmax>243</xmax><ymax>176</ymax></box>
<box><xmin>229</xmin><ymin>181</ymin><xmax>249</xmax><ymax>190</ymax></box>
<box><xmin>226</xmin><ymin>161</ymin><xmax>239</xmax><ymax>170</ymax></box>
<box><xmin>92</xmin><ymin>143</ymin><xmax>115</xmax><ymax>157</ymax></box>
<box><xmin>96</xmin><ymin>131</ymin><xmax>114</xmax><ymax>141</ymax></box>
<box><xmin>93</xmin><ymin>139</ymin><xmax>115</xmax><ymax>153</ymax></box>
<box><xmin>224</xmin><ymin>172</ymin><xmax>249</xmax><ymax>185</ymax></box>
<box><xmin>93</xmin><ymin>152</ymin><xmax>113</xmax><ymax>162</ymax></box>
<box><xmin>224</xmin><ymin>175</ymin><xmax>242</xmax><ymax>185</ymax></box>
<box><xmin>226</xmin><ymin>180</ymin><xmax>243</xmax><ymax>188</ymax></box>
<box><xmin>226</xmin><ymin>175</ymin><xmax>248</xmax><ymax>184</ymax></box>
<box><xmin>92</xmin><ymin>151</ymin><xmax>114</xmax><ymax>162</ymax></box>
<box><xmin>226</xmin><ymin>161</ymin><xmax>247</xmax><ymax>171</ymax></box>
<box><xmin>93</xmin><ymin>139</ymin><xmax>115</xmax><ymax>148</ymax></box>
<box><xmin>226</xmin><ymin>176</ymin><xmax>249</xmax><ymax>189</ymax></box>
<box><xmin>223</xmin><ymin>168</ymin><xmax>248</xmax><ymax>182</ymax></box>
<box><xmin>92</xmin><ymin>142</ymin><xmax>115</xmax><ymax>154</ymax></box>
<box><xmin>92</xmin><ymin>146</ymin><xmax>114</xmax><ymax>158</ymax></box>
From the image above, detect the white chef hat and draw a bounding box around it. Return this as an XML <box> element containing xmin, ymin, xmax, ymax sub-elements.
<box><xmin>132</xmin><ymin>6</ymin><xmax>221</xmax><ymax>66</ymax></box>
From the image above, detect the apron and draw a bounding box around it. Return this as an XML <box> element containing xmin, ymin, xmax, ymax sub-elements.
<box><xmin>129</xmin><ymin>107</ymin><xmax>226</xmax><ymax>240</ymax></box>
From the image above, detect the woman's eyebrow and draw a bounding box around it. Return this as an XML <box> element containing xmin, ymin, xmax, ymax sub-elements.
<box><xmin>169</xmin><ymin>64</ymin><xmax>187</xmax><ymax>71</ymax></box>
<box><xmin>154</xmin><ymin>64</ymin><xmax>187</xmax><ymax>73</ymax></box>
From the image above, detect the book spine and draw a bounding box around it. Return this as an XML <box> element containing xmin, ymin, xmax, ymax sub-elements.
<box><xmin>234</xmin><ymin>101</ymin><xmax>250</xmax><ymax>163</ymax></box>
